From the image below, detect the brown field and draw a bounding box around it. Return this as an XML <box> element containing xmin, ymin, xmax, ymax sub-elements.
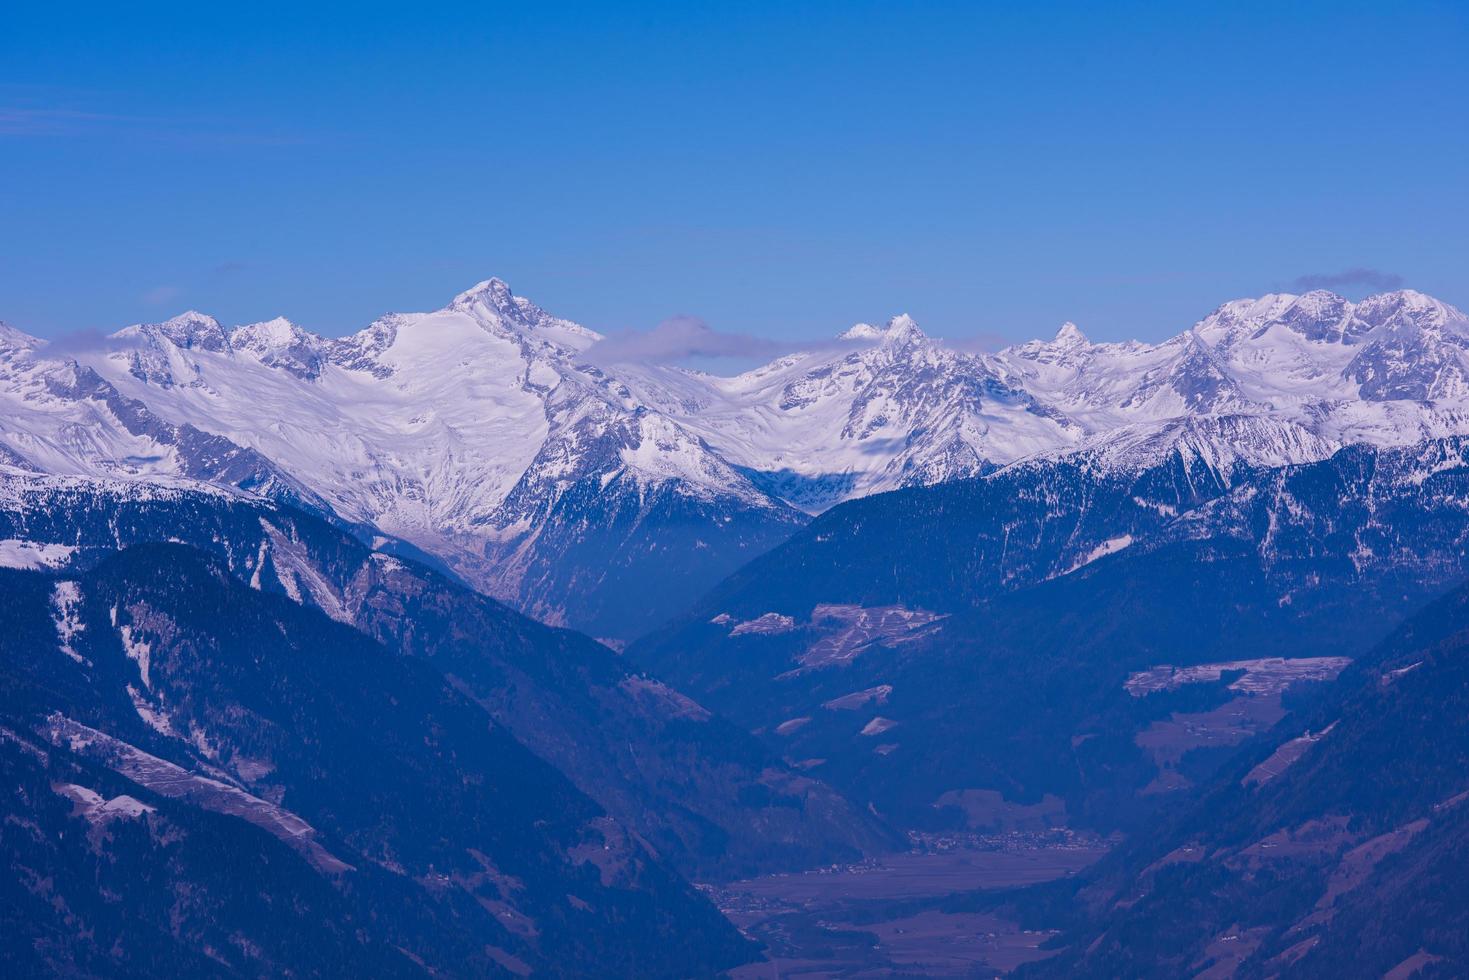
<box><xmin>713</xmin><ymin>834</ymin><xmax>1108</xmax><ymax>978</ymax></box>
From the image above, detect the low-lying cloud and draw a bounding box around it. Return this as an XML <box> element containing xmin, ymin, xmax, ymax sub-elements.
<box><xmin>31</xmin><ymin>328</ymin><xmax>143</xmax><ymax>360</ymax></box>
<box><xmin>584</xmin><ymin>316</ymin><xmax>794</xmax><ymax>366</ymax></box>
<box><xmin>1291</xmin><ymin>267</ymin><xmax>1404</xmax><ymax>292</ymax></box>
<box><xmin>935</xmin><ymin>332</ymin><xmax>1013</xmax><ymax>354</ymax></box>
<box><xmin>582</xmin><ymin>314</ymin><xmax>1017</xmax><ymax>369</ymax></box>
<box><xmin>0</xmin><ymin>98</ymin><xmax>306</xmax><ymax>147</ymax></box>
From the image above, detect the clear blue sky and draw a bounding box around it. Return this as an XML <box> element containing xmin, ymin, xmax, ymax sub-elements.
<box><xmin>2</xmin><ymin>1</ymin><xmax>1465</xmax><ymax>346</ymax></box>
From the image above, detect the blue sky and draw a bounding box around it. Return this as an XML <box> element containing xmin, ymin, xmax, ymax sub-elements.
<box><xmin>2</xmin><ymin>1</ymin><xmax>1465</xmax><ymax>348</ymax></box>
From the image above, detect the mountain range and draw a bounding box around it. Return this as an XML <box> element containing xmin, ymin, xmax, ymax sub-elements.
<box><xmin>5</xmin><ymin>280</ymin><xmax>1469</xmax><ymax>975</ymax></box>
<box><xmin>3</xmin><ymin>281</ymin><xmax>1467</xmax><ymax>639</ymax></box>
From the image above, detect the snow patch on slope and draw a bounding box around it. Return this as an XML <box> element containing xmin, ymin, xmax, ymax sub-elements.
<box><xmin>0</xmin><ymin>539</ymin><xmax>76</xmax><ymax>570</ymax></box>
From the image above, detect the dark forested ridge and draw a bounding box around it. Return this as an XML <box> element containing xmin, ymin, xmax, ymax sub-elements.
<box><xmin>1012</xmin><ymin>579</ymin><xmax>1469</xmax><ymax>978</ymax></box>
<box><xmin>631</xmin><ymin>439</ymin><xmax>1469</xmax><ymax>833</ymax></box>
<box><xmin>0</xmin><ymin>474</ymin><xmax>893</xmax><ymax>882</ymax></box>
<box><xmin>3</xmin><ymin>433</ymin><xmax>1468</xmax><ymax>975</ymax></box>
<box><xmin>0</xmin><ymin>546</ymin><xmax>756</xmax><ymax>977</ymax></box>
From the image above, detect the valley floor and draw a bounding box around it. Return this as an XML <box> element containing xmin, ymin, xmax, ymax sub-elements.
<box><xmin>710</xmin><ymin>832</ymin><xmax>1108</xmax><ymax>978</ymax></box>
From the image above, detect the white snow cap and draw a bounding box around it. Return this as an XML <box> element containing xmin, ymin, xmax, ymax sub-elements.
<box><xmin>839</xmin><ymin>315</ymin><xmax>926</xmax><ymax>344</ymax></box>
<box><xmin>1053</xmin><ymin>322</ymin><xmax>1088</xmax><ymax>346</ymax></box>
<box><xmin>0</xmin><ymin>322</ymin><xmax>40</xmax><ymax>351</ymax></box>
<box><xmin>449</xmin><ymin>277</ymin><xmax>517</xmax><ymax>311</ymax></box>
<box><xmin>881</xmin><ymin>314</ymin><xmax>926</xmax><ymax>344</ymax></box>
<box><xmin>233</xmin><ymin>317</ymin><xmax>311</xmax><ymax>346</ymax></box>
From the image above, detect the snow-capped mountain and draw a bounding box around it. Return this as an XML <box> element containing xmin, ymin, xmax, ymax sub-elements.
<box><xmin>619</xmin><ymin>314</ymin><xmax>1077</xmax><ymax>511</ymax></box>
<box><xmin>995</xmin><ymin>288</ymin><xmax>1469</xmax><ymax>461</ymax></box>
<box><xmin>618</xmin><ymin>288</ymin><xmax>1469</xmax><ymax>518</ymax></box>
<box><xmin>0</xmin><ymin>326</ymin><xmax>332</xmax><ymax>516</ymax></box>
<box><xmin>52</xmin><ymin>281</ymin><xmax>805</xmax><ymax>638</ymax></box>
<box><xmin>3</xmin><ymin>281</ymin><xmax>1467</xmax><ymax>638</ymax></box>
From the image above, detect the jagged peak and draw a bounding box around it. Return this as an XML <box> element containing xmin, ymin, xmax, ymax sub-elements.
<box><xmin>1355</xmin><ymin>288</ymin><xmax>1466</xmax><ymax>330</ymax></box>
<box><xmin>150</xmin><ymin>310</ymin><xmax>227</xmax><ymax>335</ymax></box>
<box><xmin>1053</xmin><ymin>321</ymin><xmax>1088</xmax><ymax>346</ymax></box>
<box><xmin>117</xmin><ymin>310</ymin><xmax>230</xmax><ymax>352</ymax></box>
<box><xmin>882</xmin><ymin>314</ymin><xmax>927</xmax><ymax>345</ymax></box>
<box><xmin>232</xmin><ymin>316</ymin><xmax>318</xmax><ymax>348</ymax></box>
<box><xmin>837</xmin><ymin>315</ymin><xmax>927</xmax><ymax>345</ymax></box>
<box><xmin>449</xmin><ymin>277</ymin><xmax>517</xmax><ymax>312</ymax></box>
<box><xmin>443</xmin><ymin>276</ymin><xmax>601</xmax><ymax>346</ymax></box>
<box><xmin>1287</xmin><ymin>289</ymin><xmax>1351</xmax><ymax>314</ymax></box>
<box><xmin>229</xmin><ymin>317</ymin><xmax>326</xmax><ymax>379</ymax></box>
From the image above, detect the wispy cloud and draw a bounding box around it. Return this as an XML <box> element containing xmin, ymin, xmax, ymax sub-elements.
<box><xmin>0</xmin><ymin>106</ymin><xmax>150</xmax><ymax>137</ymax></box>
<box><xmin>1291</xmin><ymin>267</ymin><xmax>1404</xmax><ymax>292</ymax></box>
<box><xmin>584</xmin><ymin>316</ymin><xmax>795</xmax><ymax>366</ymax></box>
<box><xmin>583</xmin><ymin>313</ymin><xmax>1017</xmax><ymax>368</ymax></box>
<box><xmin>0</xmin><ymin>91</ymin><xmax>308</xmax><ymax>147</ymax></box>
<box><xmin>33</xmin><ymin>328</ymin><xmax>144</xmax><ymax>360</ymax></box>
<box><xmin>935</xmin><ymin>332</ymin><xmax>1013</xmax><ymax>354</ymax></box>
<box><xmin>213</xmin><ymin>260</ymin><xmax>252</xmax><ymax>275</ymax></box>
<box><xmin>141</xmin><ymin>285</ymin><xmax>182</xmax><ymax>306</ymax></box>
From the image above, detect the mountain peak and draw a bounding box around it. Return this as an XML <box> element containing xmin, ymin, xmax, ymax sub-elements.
<box><xmin>883</xmin><ymin>314</ymin><xmax>926</xmax><ymax>345</ymax></box>
<box><xmin>139</xmin><ymin>310</ymin><xmax>230</xmax><ymax>352</ymax></box>
<box><xmin>164</xmin><ymin>310</ymin><xmax>223</xmax><ymax>329</ymax></box>
<box><xmin>449</xmin><ymin>277</ymin><xmax>516</xmax><ymax>312</ymax></box>
<box><xmin>1290</xmin><ymin>289</ymin><xmax>1349</xmax><ymax>311</ymax></box>
<box><xmin>836</xmin><ymin>315</ymin><xmax>927</xmax><ymax>346</ymax></box>
<box><xmin>1356</xmin><ymin>289</ymin><xmax>1467</xmax><ymax>334</ymax></box>
<box><xmin>232</xmin><ymin>317</ymin><xmax>326</xmax><ymax>379</ymax></box>
<box><xmin>232</xmin><ymin>317</ymin><xmax>322</xmax><ymax>354</ymax></box>
<box><xmin>1053</xmin><ymin>321</ymin><xmax>1088</xmax><ymax>346</ymax></box>
<box><xmin>233</xmin><ymin>316</ymin><xmax>306</xmax><ymax>343</ymax></box>
<box><xmin>443</xmin><ymin>276</ymin><xmax>602</xmax><ymax>348</ymax></box>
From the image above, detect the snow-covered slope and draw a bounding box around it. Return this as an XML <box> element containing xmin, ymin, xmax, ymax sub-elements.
<box><xmin>0</xmin><ymin>326</ymin><xmax>331</xmax><ymax>516</ymax></box>
<box><xmin>5</xmin><ymin>282</ymin><xmax>1468</xmax><ymax>637</ymax></box>
<box><xmin>991</xmin><ymin>289</ymin><xmax>1469</xmax><ymax>468</ymax></box>
<box><xmin>622</xmin><ymin>289</ymin><xmax>1469</xmax><ymax>512</ymax></box>
<box><xmin>75</xmin><ymin>281</ymin><xmax>803</xmax><ymax>638</ymax></box>
<box><xmin>620</xmin><ymin>315</ymin><xmax>1079</xmax><ymax>511</ymax></box>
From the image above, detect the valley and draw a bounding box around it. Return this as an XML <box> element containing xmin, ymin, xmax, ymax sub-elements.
<box><xmin>715</xmin><ymin>832</ymin><xmax>1109</xmax><ymax>978</ymax></box>
<box><xmin>8</xmin><ymin>5</ymin><xmax>1465</xmax><ymax>973</ymax></box>
<box><xmin>2</xmin><ymin>281</ymin><xmax>1468</xmax><ymax>976</ymax></box>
